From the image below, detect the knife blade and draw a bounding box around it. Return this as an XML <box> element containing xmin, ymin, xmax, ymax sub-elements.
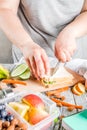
<box><xmin>51</xmin><ymin>62</ymin><xmax>65</xmax><ymax>76</ymax></box>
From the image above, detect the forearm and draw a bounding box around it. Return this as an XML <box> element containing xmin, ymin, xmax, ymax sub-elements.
<box><xmin>65</xmin><ymin>11</ymin><xmax>87</xmax><ymax>38</ymax></box>
<box><xmin>0</xmin><ymin>9</ymin><xmax>33</xmax><ymax>49</ymax></box>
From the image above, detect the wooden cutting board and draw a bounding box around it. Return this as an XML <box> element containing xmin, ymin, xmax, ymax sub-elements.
<box><xmin>12</xmin><ymin>67</ymin><xmax>85</xmax><ymax>92</ymax></box>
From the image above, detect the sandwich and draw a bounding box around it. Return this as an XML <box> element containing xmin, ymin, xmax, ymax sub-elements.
<box><xmin>41</xmin><ymin>66</ymin><xmax>74</xmax><ymax>88</ymax></box>
<box><xmin>41</xmin><ymin>66</ymin><xmax>85</xmax><ymax>88</ymax></box>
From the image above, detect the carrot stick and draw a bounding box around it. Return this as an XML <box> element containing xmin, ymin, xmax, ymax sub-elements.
<box><xmin>46</xmin><ymin>86</ymin><xmax>69</xmax><ymax>96</ymax></box>
<box><xmin>51</xmin><ymin>97</ymin><xmax>83</xmax><ymax>109</ymax></box>
<box><xmin>67</xmin><ymin>106</ymin><xmax>75</xmax><ymax>111</ymax></box>
<box><xmin>54</xmin><ymin>95</ymin><xmax>66</xmax><ymax>101</ymax></box>
<box><xmin>53</xmin><ymin>94</ymin><xmax>62</xmax><ymax>99</ymax></box>
<box><xmin>2</xmin><ymin>79</ymin><xmax>27</xmax><ymax>86</ymax></box>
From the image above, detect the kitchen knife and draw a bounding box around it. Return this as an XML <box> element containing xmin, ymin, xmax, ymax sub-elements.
<box><xmin>51</xmin><ymin>62</ymin><xmax>65</xmax><ymax>76</ymax></box>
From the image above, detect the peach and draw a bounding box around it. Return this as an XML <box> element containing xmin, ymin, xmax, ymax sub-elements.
<box><xmin>28</xmin><ymin>107</ymin><xmax>49</xmax><ymax>125</ymax></box>
<box><xmin>22</xmin><ymin>94</ymin><xmax>45</xmax><ymax>109</ymax></box>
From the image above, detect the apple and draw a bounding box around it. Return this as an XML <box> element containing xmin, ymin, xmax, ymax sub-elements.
<box><xmin>22</xmin><ymin>94</ymin><xmax>45</xmax><ymax>109</ymax></box>
<box><xmin>22</xmin><ymin>94</ymin><xmax>50</xmax><ymax>125</ymax></box>
<box><xmin>9</xmin><ymin>102</ymin><xmax>30</xmax><ymax>118</ymax></box>
<box><xmin>28</xmin><ymin>107</ymin><xmax>49</xmax><ymax>125</ymax></box>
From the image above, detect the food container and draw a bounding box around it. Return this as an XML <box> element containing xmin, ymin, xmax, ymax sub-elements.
<box><xmin>0</xmin><ymin>88</ymin><xmax>21</xmax><ymax>104</ymax></box>
<box><xmin>0</xmin><ymin>104</ymin><xmax>28</xmax><ymax>130</ymax></box>
<box><xmin>3</xmin><ymin>91</ymin><xmax>60</xmax><ymax>130</ymax></box>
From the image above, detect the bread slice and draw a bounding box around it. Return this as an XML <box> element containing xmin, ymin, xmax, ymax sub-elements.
<box><xmin>72</xmin><ymin>84</ymin><xmax>82</xmax><ymax>96</ymax></box>
<box><xmin>72</xmin><ymin>83</ymin><xmax>85</xmax><ymax>95</ymax></box>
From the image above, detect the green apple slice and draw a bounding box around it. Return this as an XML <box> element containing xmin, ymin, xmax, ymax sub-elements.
<box><xmin>11</xmin><ymin>63</ymin><xmax>28</xmax><ymax>77</ymax></box>
<box><xmin>19</xmin><ymin>69</ymin><xmax>31</xmax><ymax>80</ymax></box>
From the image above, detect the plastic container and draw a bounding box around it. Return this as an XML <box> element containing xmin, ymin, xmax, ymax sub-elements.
<box><xmin>5</xmin><ymin>91</ymin><xmax>60</xmax><ymax>130</ymax></box>
<box><xmin>0</xmin><ymin>104</ymin><xmax>28</xmax><ymax>130</ymax></box>
<box><xmin>0</xmin><ymin>88</ymin><xmax>22</xmax><ymax>104</ymax></box>
<box><xmin>6</xmin><ymin>105</ymin><xmax>26</xmax><ymax>124</ymax></box>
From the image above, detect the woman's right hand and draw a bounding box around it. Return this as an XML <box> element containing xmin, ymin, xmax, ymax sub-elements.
<box><xmin>20</xmin><ymin>41</ymin><xmax>50</xmax><ymax>80</ymax></box>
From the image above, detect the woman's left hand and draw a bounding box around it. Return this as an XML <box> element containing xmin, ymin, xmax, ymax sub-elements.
<box><xmin>54</xmin><ymin>27</ymin><xmax>77</xmax><ymax>62</ymax></box>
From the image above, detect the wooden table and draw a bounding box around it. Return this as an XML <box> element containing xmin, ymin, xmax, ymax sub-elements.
<box><xmin>2</xmin><ymin>64</ymin><xmax>87</xmax><ymax>130</ymax></box>
<box><xmin>53</xmin><ymin>88</ymin><xmax>87</xmax><ymax>130</ymax></box>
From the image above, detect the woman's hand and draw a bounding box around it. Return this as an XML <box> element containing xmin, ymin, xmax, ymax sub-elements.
<box><xmin>54</xmin><ymin>27</ymin><xmax>77</xmax><ymax>62</ymax></box>
<box><xmin>20</xmin><ymin>41</ymin><xmax>50</xmax><ymax>79</ymax></box>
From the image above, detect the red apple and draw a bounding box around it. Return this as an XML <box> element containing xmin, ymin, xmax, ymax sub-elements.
<box><xmin>28</xmin><ymin>107</ymin><xmax>49</xmax><ymax>125</ymax></box>
<box><xmin>22</xmin><ymin>94</ymin><xmax>45</xmax><ymax>109</ymax></box>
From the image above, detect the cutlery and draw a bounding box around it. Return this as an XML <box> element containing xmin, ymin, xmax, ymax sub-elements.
<box><xmin>51</xmin><ymin>62</ymin><xmax>65</xmax><ymax>76</ymax></box>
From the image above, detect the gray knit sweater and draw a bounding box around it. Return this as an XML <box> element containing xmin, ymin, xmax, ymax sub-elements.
<box><xmin>13</xmin><ymin>0</ymin><xmax>84</xmax><ymax>62</ymax></box>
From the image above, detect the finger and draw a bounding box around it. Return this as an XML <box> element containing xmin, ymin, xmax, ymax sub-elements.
<box><xmin>28</xmin><ymin>57</ymin><xmax>39</xmax><ymax>79</ymax></box>
<box><xmin>54</xmin><ymin>46</ymin><xmax>61</xmax><ymax>60</ymax></box>
<box><xmin>63</xmin><ymin>50</ymin><xmax>71</xmax><ymax>62</ymax></box>
<box><xmin>26</xmin><ymin>58</ymin><xmax>39</xmax><ymax>79</ymax></box>
<box><xmin>25</xmin><ymin>58</ymin><xmax>32</xmax><ymax>73</ymax></box>
<box><xmin>55</xmin><ymin>47</ymin><xmax>66</xmax><ymax>62</ymax></box>
<box><xmin>59</xmin><ymin>51</ymin><xmax>67</xmax><ymax>62</ymax></box>
<box><xmin>41</xmin><ymin>50</ymin><xmax>50</xmax><ymax>75</ymax></box>
<box><xmin>32</xmin><ymin>57</ymin><xmax>40</xmax><ymax>80</ymax></box>
<box><xmin>34</xmin><ymin>53</ymin><xmax>45</xmax><ymax>78</ymax></box>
